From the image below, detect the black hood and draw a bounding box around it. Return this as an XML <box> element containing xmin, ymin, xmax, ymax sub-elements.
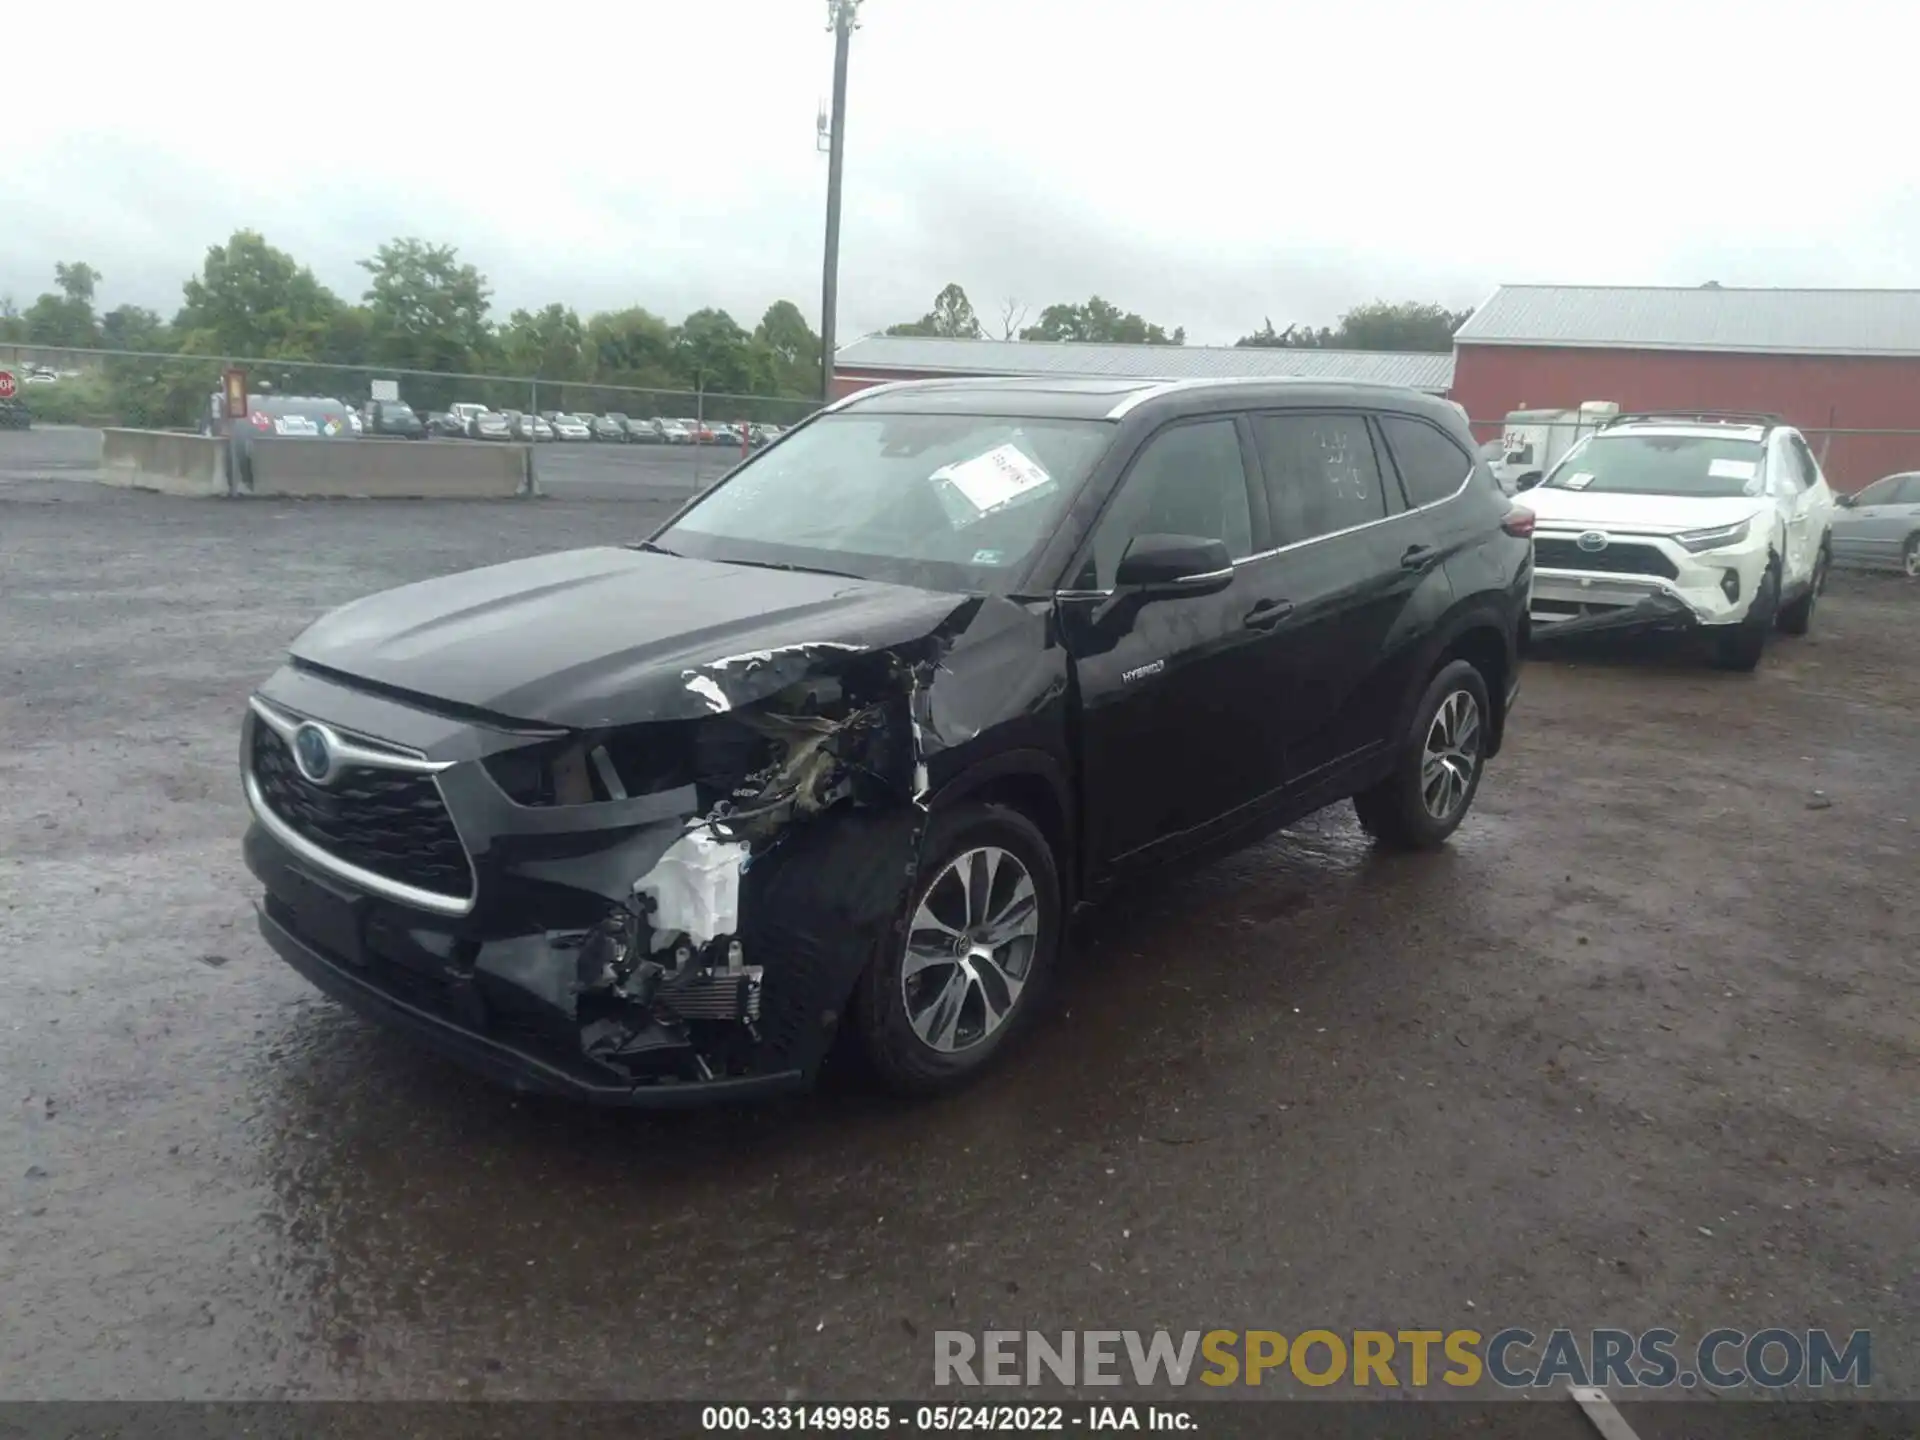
<box><xmin>288</xmin><ymin>547</ymin><xmax>975</xmax><ymax>729</ymax></box>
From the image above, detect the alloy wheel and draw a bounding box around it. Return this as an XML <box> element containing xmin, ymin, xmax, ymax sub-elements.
<box><xmin>1904</xmin><ymin>540</ymin><xmax>1920</xmax><ymax>578</ymax></box>
<box><xmin>1421</xmin><ymin>690</ymin><xmax>1482</xmax><ymax>821</ymax></box>
<box><xmin>901</xmin><ymin>846</ymin><xmax>1040</xmax><ymax>1053</ymax></box>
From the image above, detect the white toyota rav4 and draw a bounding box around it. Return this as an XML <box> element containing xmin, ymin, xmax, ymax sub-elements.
<box><xmin>1522</xmin><ymin>413</ymin><xmax>1835</xmax><ymax>670</ymax></box>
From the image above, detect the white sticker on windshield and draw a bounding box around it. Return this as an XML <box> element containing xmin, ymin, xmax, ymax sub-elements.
<box><xmin>1562</xmin><ymin>471</ymin><xmax>1595</xmax><ymax>490</ymax></box>
<box><xmin>1709</xmin><ymin>458</ymin><xmax>1758</xmax><ymax>480</ymax></box>
<box><xmin>930</xmin><ymin>444</ymin><xmax>1054</xmax><ymax>524</ymax></box>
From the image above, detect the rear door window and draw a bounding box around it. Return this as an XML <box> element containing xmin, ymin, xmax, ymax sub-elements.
<box><xmin>1379</xmin><ymin>415</ymin><xmax>1474</xmax><ymax>508</ymax></box>
<box><xmin>1250</xmin><ymin>413</ymin><xmax>1391</xmax><ymax>546</ymax></box>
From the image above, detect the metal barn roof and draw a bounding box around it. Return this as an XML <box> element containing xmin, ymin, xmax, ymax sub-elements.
<box><xmin>1455</xmin><ymin>284</ymin><xmax>1920</xmax><ymax>358</ymax></box>
<box><xmin>833</xmin><ymin>335</ymin><xmax>1455</xmax><ymax>393</ymax></box>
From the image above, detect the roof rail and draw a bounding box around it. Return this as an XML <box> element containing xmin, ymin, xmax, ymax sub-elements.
<box><xmin>1600</xmin><ymin>409</ymin><xmax>1782</xmax><ymax>431</ymax></box>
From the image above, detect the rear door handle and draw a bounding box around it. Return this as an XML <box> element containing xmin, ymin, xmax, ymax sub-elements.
<box><xmin>1243</xmin><ymin>598</ymin><xmax>1294</xmax><ymax>630</ymax></box>
<box><xmin>1401</xmin><ymin>544</ymin><xmax>1439</xmax><ymax>570</ymax></box>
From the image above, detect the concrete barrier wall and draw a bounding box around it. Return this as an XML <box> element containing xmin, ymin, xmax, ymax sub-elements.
<box><xmin>247</xmin><ymin>438</ymin><xmax>534</xmax><ymax>498</ymax></box>
<box><xmin>99</xmin><ymin>429</ymin><xmax>230</xmax><ymax>497</ymax></box>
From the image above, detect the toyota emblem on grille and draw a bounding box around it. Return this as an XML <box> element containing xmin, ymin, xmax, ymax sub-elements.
<box><xmin>293</xmin><ymin>722</ymin><xmax>336</xmax><ymax>784</ymax></box>
<box><xmin>1576</xmin><ymin>530</ymin><xmax>1610</xmax><ymax>553</ymax></box>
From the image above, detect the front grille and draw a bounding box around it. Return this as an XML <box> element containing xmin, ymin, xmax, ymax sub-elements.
<box><xmin>1534</xmin><ymin>537</ymin><xmax>1679</xmax><ymax>581</ymax></box>
<box><xmin>251</xmin><ymin>723</ymin><xmax>472</xmax><ymax>900</ymax></box>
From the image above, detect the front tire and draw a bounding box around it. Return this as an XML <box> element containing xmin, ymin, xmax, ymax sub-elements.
<box><xmin>1776</xmin><ymin>544</ymin><xmax>1828</xmax><ymax>636</ymax></box>
<box><xmin>1903</xmin><ymin>534</ymin><xmax>1920</xmax><ymax>579</ymax></box>
<box><xmin>1353</xmin><ymin>659</ymin><xmax>1491</xmax><ymax>851</ymax></box>
<box><xmin>855</xmin><ymin>802</ymin><xmax>1060</xmax><ymax>1097</ymax></box>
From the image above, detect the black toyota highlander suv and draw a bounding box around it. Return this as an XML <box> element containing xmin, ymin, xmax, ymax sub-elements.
<box><xmin>241</xmin><ymin>376</ymin><xmax>1533</xmax><ymax>1104</ymax></box>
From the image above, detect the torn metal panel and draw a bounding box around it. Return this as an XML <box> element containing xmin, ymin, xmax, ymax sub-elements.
<box><xmin>919</xmin><ymin>597</ymin><xmax>1065</xmax><ymax>754</ymax></box>
<box><xmin>683</xmin><ymin>674</ymin><xmax>731</xmax><ymax>713</ymax></box>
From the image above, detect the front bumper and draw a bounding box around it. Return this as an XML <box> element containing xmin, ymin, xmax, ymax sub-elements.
<box><xmin>240</xmin><ymin>669</ymin><xmax>921</xmax><ymax>1105</ymax></box>
<box><xmin>254</xmin><ymin>898</ymin><xmax>804</xmax><ymax>1105</ymax></box>
<box><xmin>1529</xmin><ymin>529</ymin><xmax>1769</xmax><ymax>637</ymax></box>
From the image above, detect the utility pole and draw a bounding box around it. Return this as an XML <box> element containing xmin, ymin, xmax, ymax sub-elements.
<box><xmin>818</xmin><ymin>0</ymin><xmax>861</xmax><ymax>403</ymax></box>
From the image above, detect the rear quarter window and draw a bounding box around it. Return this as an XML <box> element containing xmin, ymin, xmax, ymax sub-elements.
<box><xmin>1379</xmin><ymin>415</ymin><xmax>1473</xmax><ymax>508</ymax></box>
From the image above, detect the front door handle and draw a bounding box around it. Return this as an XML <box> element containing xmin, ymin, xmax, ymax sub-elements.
<box><xmin>1243</xmin><ymin>597</ymin><xmax>1294</xmax><ymax>630</ymax></box>
<box><xmin>1401</xmin><ymin>544</ymin><xmax>1439</xmax><ymax>570</ymax></box>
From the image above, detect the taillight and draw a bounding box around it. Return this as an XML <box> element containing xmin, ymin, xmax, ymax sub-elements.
<box><xmin>248</xmin><ymin>411</ymin><xmax>272</xmax><ymax>430</ymax></box>
<box><xmin>1501</xmin><ymin>505</ymin><xmax>1536</xmax><ymax>538</ymax></box>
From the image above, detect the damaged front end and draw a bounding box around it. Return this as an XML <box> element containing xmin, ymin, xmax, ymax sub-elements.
<box><xmin>244</xmin><ymin>632</ymin><xmax>966</xmax><ymax>1102</ymax></box>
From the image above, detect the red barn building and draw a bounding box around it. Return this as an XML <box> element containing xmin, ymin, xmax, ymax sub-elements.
<box><xmin>1450</xmin><ymin>285</ymin><xmax>1920</xmax><ymax>492</ymax></box>
<box><xmin>827</xmin><ymin>335</ymin><xmax>1454</xmax><ymax>401</ymax></box>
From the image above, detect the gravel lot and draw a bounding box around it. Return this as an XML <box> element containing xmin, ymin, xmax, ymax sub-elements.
<box><xmin>2</xmin><ymin>443</ymin><xmax>1915</xmax><ymax>1407</ymax></box>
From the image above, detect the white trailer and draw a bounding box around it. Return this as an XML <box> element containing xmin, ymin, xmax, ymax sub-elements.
<box><xmin>1488</xmin><ymin>400</ymin><xmax>1620</xmax><ymax>493</ymax></box>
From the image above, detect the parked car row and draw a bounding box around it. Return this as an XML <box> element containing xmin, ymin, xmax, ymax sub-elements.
<box><xmin>413</xmin><ymin>405</ymin><xmax>790</xmax><ymax>447</ymax></box>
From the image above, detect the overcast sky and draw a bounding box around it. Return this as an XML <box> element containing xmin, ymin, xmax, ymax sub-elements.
<box><xmin>4</xmin><ymin>0</ymin><xmax>1917</xmax><ymax>346</ymax></box>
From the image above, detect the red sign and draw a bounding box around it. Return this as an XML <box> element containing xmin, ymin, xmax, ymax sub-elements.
<box><xmin>0</xmin><ymin>371</ymin><xmax>15</xmax><ymax>401</ymax></box>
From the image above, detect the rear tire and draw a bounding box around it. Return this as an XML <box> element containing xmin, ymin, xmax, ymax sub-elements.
<box><xmin>1776</xmin><ymin>544</ymin><xmax>1828</xmax><ymax>636</ymax></box>
<box><xmin>1712</xmin><ymin>561</ymin><xmax>1779</xmax><ymax>670</ymax></box>
<box><xmin>1904</xmin><ymin>534</ymin><xmax>1920</xmax><ymax>579</ymax></box>
<box><xmin>1353</xmin><ymin>659</ymin><xmax>1491</xmax><ymax>851</ymax></box>
<box><xmin>855</xmin><ymin>802</ymin><xmax>1061</xmax><ymax>1097</ymax></box>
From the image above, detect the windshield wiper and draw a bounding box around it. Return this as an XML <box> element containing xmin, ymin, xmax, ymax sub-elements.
<box><xmin>716</xmin><ymin>555</ymin><xmax>865</xmax><ymax>581</ymax></box>
<box><xmin>632</xmin><ymin>539</ymin><xmax>681</xmax><ymax>557</ymax></box>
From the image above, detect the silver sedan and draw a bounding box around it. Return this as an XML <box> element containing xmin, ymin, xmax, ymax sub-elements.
<box><xmin>1831</xmin><ymin>472</ymin><xmax>1920</xmax><ymax>575</ymax></box>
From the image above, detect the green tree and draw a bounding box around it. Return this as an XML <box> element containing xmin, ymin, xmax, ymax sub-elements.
<box><xmin>587</xmin><ymin>306</ymin><xmax>677</xmax><ymax>388</ymax></box>
<box><xmin>322</xmin><ymin>305</ymin><xmax>374</xmax><ymax>367</ymax></box>
<box><xmin>753</xmin><ymin>300</ymin><xmax>820</xmax><ymax>392</ymax></box>
<box><xmin>174</xmin><ymin>231</ymin><xmax>340</xmax><ymax>358</ymax></box>
<box><xmin>360</xmin><ymin>238</ymin><xmax>493</xmax><ymax>375</ymax></box>
<box><xmin>672</xmin><ymin>308</ymin><xmax>753</xmax><ymax>395</ymax></box>
<box><xmin>99</xmin><ymin>304</ymin><xmax>167</xmax><ymax>350</ymax></box>
<box><xmin>1020</xmin><ymin>295</ymin><xmax>1182</xmax><ymax>345</ymax></box>
<box><xmin>0</xmin><ymin>294</ymin><xmax>21</xmax><ymax>343</ymax></box>
<box><xmin>54</xmin><ymin>262</ymin><xmax>101</xmax><ymax>307</ymax></box>
<box><xmin>501</xmin><ymin>303</ymin><xmax>586</xmax><ymax>379</ymax></box>
<box><xmin>886</xmin><ymin>282</ymin><xmax>984</xmax><ymax>339</ymax></box>
<box><xmin>1237</xmin><ymin>301</ymin><xmax>1469</xmax><ymax>352</ymax></box>
<box><xmin>21</xmin><ymin>261</ymin><xmax>105</xmax><ymax>348</ymax></box>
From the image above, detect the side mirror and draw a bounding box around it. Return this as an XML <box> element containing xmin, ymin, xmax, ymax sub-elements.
<box><xmin>1514</xmin><ymin>473</ymin><xmax>1543</xmax><ymax>493</ymax></box>
<box><xmin>1836</xmin><ymin>493</ymin><xmax>1856</xmax><ymax>508</ymax></box>
<box><xmin>1114</xmin><ymin>534</ymin><xmax>1235</xmax><ymax>593</ymax></box>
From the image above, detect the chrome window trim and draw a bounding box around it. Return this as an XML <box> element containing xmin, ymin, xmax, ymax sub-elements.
<box><xmin>249</xmin><ymin>695</ymin><xmax>453</xmax><ymax>774</ymax></box>
<box><xmin>244</xmin><ymin>771</ymin><xmax>476</xmax><ymax>917</ymax></box>
<box><xmin>819</xmin><ymin>379</ymin><xmax>927</xmax><ymax>414</ymax></box>
<box><xmin>1105</xmin><ymin>380</ymin><xmax>1203</xmax><ymax>418</ymax></box>
<box><xmin>1052</xmin><ymin>452</ymin><xmax>1474</xmax><ymax>598</ymax></box>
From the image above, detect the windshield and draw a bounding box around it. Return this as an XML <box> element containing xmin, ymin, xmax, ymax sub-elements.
<box><xmin>657</xmin><ymin>411</ymin><xmax>1113</xmax><ymax>591</ymax></box>
<box><xmin>380</xmin><ymin>404</ymin><xmax>417</xmax><ymax>421</ymax></box>
<box><xmin>1542</xmin><ymin>433</ymin><xmax>1766</xmax><ymax>498</ymax></box>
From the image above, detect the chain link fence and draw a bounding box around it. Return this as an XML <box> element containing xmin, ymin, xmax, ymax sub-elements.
<box><xmin>1469</xmin><ymin>417</ymin><xmax>1920</xmax><ymax>494</ymax></box>
<box><xmin>1</xmin><ymin>346</ymin><xmax>824</xmax><ymax>438</ymax></box>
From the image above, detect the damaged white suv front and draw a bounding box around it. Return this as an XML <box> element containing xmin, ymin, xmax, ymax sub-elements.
<box><xmin>1523</xmin><ymin>415</ymin><xmax>1835</xmax><ymax>670</ymax></box>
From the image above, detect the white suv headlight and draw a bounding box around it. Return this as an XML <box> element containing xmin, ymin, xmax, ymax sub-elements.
<box><xmin>1674</xmin><ymin>519</ymin><xmax>1752</xmax><ymax>553</ymax></box>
